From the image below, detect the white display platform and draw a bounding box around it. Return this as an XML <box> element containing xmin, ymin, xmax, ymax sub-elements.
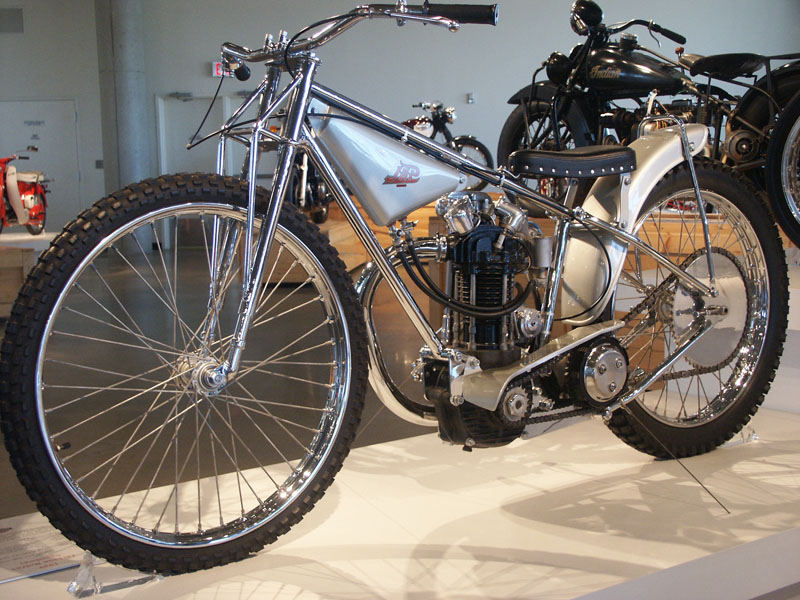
<box><xmin>0</xmin><ymin>230</ymin><xmax>55</xmax><ymax>251</ymax></box>
<box><xmin>1</xmin><ymin>265</ymin><xmax>798</xmax><ymax>599</ymax></box>
<box><xmin>0</xmin><ymin>407</ymin><xmax>799</xmax><ymax>599</ymax></box>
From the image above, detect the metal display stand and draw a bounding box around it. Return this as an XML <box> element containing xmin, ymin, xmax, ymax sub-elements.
<box><xmin>66</xmin><ymin>552</ymin><xmax>161</xmax><ymax>597</ymax></box>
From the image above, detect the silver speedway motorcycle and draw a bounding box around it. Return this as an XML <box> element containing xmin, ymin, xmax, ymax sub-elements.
<box><xmin>0</xmin><ymin>3</ymin><xmax>788</xmax><ymax>574</ymax></box>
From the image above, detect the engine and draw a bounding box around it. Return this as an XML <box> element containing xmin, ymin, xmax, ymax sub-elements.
<box><xmin>401</xmin><ymin>192</ymin><xmax>552</xmax><ymax>448</ymax></box>
<box><xmin>403</xmin><ymin>192</ymin><xmax>629</xmax><ymax>450</ymax></box>
<box><xmin>600</xmin><ymin>103</ymin><xmax>697</xmax><ymax>144</ymax></box>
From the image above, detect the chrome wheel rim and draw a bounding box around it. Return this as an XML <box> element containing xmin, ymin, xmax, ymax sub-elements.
<box><xmin>780</xmin><ymin>116</ymin><xmax>800</xmax><ymax>224</ymax></box>
<box><xmin>36</xmin><ymin>203</ymin><xmax>350</xmax><ymax>547</ymax></box>
<box><xmin>613</xmin><ymin>191</ymin><xmax>769</xmax><ymax>427</ymax></box>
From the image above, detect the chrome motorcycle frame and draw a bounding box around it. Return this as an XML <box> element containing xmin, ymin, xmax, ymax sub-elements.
<box><xmin>207</xmin><ymin>4</ymin><xmax>716</xmax><ymax>422</ymax></box>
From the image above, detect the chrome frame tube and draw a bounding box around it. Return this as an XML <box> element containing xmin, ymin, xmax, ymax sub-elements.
<box><xmin>303</xmin><ymin>129</ymin><xmax>445</xmax><ymax>356</ymax></box>
<box><xmin>539</xmin><ymin>218</ymin><xmax>570</xmax><ymax>344</ymax></box>
<box><xmin>576</xmin><ymin>211</ymin><xmax>714</xmax><ymax>297</ymax></box>
<box><xmin>604</xmin><ymin>319</ymin><xmax>714</xmax><ymax>416</ymax></box>
<box><xmin>637</xmin><ymin>114</ymin><xmax>717</xmax><ymax>289</ymax></box>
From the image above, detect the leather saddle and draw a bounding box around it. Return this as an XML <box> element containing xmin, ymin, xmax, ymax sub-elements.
<box><xmin>679</xmin><ymin>52</ymin><xmax>766</xmax><ymax>79</ymax></box>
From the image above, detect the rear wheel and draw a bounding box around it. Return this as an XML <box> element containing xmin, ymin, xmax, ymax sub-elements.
<box><xmin>605</xmin><ymin>161</ymin><xmax>788</xmax><ymax>458</ymax></box>
<box><xmin>766</xmin><ymin>92</ymin><xmax>800</xmax><ymax>246</ymax></box>
<box><xmin>0</xmin><ymin>173</ymin><xmax>367</xmax><ymax>573</ymax></box>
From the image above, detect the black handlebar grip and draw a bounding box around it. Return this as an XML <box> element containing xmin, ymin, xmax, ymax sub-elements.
<box><xmin>651</xmin><ymin>23</ymin><xmax>686</xmax><ymax>45</ymax></box>
<box><xmin>425</xmin><ymin>3</ymin><xmax>498</xmax><ymax>25</ymax></box>
<box><xmin>234</xmin><ymin>64</ymin><xmax>251</xmax><ymax>81</ymax></box>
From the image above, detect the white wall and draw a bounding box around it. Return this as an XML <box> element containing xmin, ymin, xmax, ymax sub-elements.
<box><xmin>0</xmin><ymin>0</ymin><xmax>106</xmax><ymax>227</ymax></box>
<box><xmin>2</xmin><ymin>0</ymin><xmax>799</xmax><ymax>229</ymax></box>
<box><xmin>141</xmin><ymin>0</ymin><xmax>800</xmax><ymax>171</ymax></box>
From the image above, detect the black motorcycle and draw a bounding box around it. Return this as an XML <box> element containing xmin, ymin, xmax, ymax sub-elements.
<box><xmin>766</xmin><ymin>91</ymin><xmax>800</xmax><ymax>244</ymax></box>
<box><xmin>497</xmin><ymin>0</ymin><xmax>800</xmax><ymax>240</ymax></box>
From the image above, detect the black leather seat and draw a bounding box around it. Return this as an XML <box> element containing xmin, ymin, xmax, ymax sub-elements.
<box><xmin>687</xmin><ymin>53</ymin><xmax>765</xmax><ymax>79</ymax></box>
<box><xmin>509</xmin><ymin>145</ymin><xmax>636</xmax><ymax>179</ymax></box>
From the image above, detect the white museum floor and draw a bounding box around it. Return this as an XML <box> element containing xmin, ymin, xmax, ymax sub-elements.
<box><xmin>1</xmin><ymin>269</ymin><xmax>799</xmax><ymax>599</ymax></box>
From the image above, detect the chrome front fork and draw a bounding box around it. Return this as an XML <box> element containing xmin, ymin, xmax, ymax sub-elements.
<box><xmin>210</xmin><ymin>58</ymin><xmax>319</xmax><ymax>381</ymax></box>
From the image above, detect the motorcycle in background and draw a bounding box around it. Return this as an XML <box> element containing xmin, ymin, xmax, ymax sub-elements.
<box><xmin>0</xmin><ymin>146</ymin><xmax>47</xmax><ymax>235</ymax></box>
<box><xmin>766</xmin><ymin>91</ymin><xmax>800</xmax><ymax>245</ymax></box>
<box><xmin>403</xmin><ymin>101</ymin><xmax>493</xmax><ymax>190</ymax></box>
<box><xmin>497</xmin><ymin>0</ymin><xmax>800</xmax><ymax>240</ymax></box>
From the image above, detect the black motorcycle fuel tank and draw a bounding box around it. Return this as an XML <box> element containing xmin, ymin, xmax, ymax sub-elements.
<box><xmin>585</xmin><ymin>47</ymin><xmax>684</xmax><ymax>98</ymax></box>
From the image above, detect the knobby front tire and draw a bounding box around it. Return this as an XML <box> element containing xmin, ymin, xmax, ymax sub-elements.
<box><xmin>0</xmin><ymin>173</ymin><xmax>368</xmax><ymax>573</ymax></box>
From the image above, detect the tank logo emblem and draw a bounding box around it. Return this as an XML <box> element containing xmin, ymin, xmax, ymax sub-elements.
<box><xmin>590</xmin><ymin>65</ymin><xmax>622</xmax><ymax>80</ymax></box>
<box><xmin>383</xmin><ymin>162</ymin><xmax>420</xmax><ymax>187</ymax></box>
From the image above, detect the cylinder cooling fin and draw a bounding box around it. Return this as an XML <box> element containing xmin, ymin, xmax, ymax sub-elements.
<box><xmin>449</xmin><ymin>223</ymin><xmax>530</xmax><ymax>367</ymax></box>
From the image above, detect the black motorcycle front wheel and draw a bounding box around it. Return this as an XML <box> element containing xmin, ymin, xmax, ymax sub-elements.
<box><xmin>0</xmin><ymin>173</ymin><xmax>368</xmax><ymax>573</ymax></box>
<box><xmin>497</xmin><ymin>101</ymin><xmax>593</xmax><ymax>211</ymax></box>
<box><xmin>766</xmin><ymin>92</ymin><xmax>800</xmax><ymax>247</ymax></box>
<box><xmin>453</xmin><ymin>135</ymin><xmax>493</xmax><ymax>191</ymax></box>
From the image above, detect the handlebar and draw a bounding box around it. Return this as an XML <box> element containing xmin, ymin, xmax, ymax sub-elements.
<box><xmin>221</xmin><ymin>2</ymin><xmax>497</xmax><ymax>68</ymax></box>
<box><xmin>604</xmin><ymin>18</ymin><xmax>686</xmax><ymax>45</ymax></box>
<box><xmin>371</xmin><ymin>3</ymin><xmax>497</xmax><ymax>25</ymax></box>
<box><xmin>412</xmin><ymin>101</ymin><xmax>443</xmax><ymax>110</ymax></box>
<box><xmin>648</xmin><ymin>22</ymin><xmax>686</xmax><ymax>45</ymax></box>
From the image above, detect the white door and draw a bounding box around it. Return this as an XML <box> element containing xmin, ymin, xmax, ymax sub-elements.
<box><xmin>0</xmin><ymin>99</ymin><xmax>81</xmax><ymax>232</ymax></box>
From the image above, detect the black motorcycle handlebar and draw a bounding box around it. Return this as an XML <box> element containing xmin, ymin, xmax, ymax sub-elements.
<box><xmin>425</xmin><ymin>3</ymin><xmax>498</xmax><ymax>25</ymax></box>
<box><xmin>606</xmin><ymin>18</ymin><xmax>686</xmax><ymax>45</ymax></box>
<box><xmin>648</xmin><ymin>22</ymin><xmax>686</xmax><ymax>45</ymax></box>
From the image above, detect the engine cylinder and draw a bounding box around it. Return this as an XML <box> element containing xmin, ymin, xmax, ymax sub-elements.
<box><xmin>449</xmin><ymin>223</ymin><xmax>528</xmax><ymax>368</ymax></box>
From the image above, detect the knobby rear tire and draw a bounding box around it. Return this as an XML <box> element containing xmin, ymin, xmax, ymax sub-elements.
<box><xmin>0</xmin><ymin>173</ymin><xmax>368</xmax><ymax>573</ymax></box>
<box><xmin>605</xmin><ymin>161</ymin><xmax>788</xmax><ymax>458</ymax></box>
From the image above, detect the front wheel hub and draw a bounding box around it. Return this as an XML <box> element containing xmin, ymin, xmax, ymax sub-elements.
<box><xmin>176</xmin><ymin>356</ymin><xmax>228</xmax><ymax>395</ymax></box>
<box><xmin>195</xmin><ymin>362</ymin><xmax>228</xmax><ymax>395</ymax></box>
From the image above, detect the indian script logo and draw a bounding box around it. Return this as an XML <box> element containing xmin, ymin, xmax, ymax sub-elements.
<box><xmin>589</xmin><ymin>65</ymin><xmax>622</xmax><ymax>80</ymax></box>
<box><xmin>383</xmin><ymin>162</ymin><xmax>420</xmax><ymax>187</ymax></box>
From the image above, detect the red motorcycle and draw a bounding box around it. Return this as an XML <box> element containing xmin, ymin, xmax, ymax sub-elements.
<box><xmin>0</xmin><ymin>146</ymin><xmax>47</xmax><ymax>235</ymax></box>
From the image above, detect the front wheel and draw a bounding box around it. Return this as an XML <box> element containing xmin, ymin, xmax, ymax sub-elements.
<box><xmin>24</xmin><ymin>193</ymin><xmax>45</xmax><ymax>235</ymax></box>
<box><xmin>453</xmin><ymin>136</ymin><xmax>493</xmax><ymax>191</ymax></box>
<box><xmin>0</xmin><ymin>173</ymin><xmax>368</xmax><ymax>573</ymax></box>
<box><xmin>605</xmin><ymin>161</ymin><xmax>788</xmax><ymax>458</ymax></box>
<box><xmin>766</xmin><ymin>92</ymin><xmax>800</xmax><ymax>246</ymax></box>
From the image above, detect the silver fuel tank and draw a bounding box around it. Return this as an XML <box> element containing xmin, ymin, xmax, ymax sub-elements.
<box><xmin>308</xmin><ymin>100</ymin><xmax>466</xmax><ymax>226</ymax></box>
